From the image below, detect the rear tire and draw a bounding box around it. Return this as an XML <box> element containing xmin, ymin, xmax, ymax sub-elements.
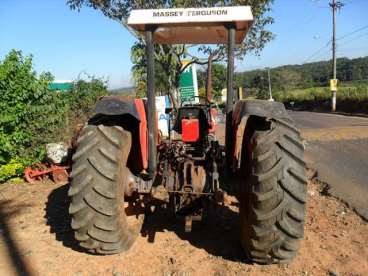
<box><xmin>68</xmin><ymin>123</ymin><xmax>144</xmax><ymax>254</ymax></box>
<box><xmin>239</xmin><ymin>117</ymin><xmax>307</xmax><ymax>264</ymax></box>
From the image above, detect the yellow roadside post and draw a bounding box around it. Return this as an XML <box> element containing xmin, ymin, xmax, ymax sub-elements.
<box><xmin>330</xmin><ymin>78</ymin><xmax>338</xmax><ymax>111</ymax></box>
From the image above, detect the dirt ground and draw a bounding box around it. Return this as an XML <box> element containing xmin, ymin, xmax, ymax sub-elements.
<box><xmin>0</xmin><ymin>173</ymin><xmax>367</xmax><ymax>276</ymax></box>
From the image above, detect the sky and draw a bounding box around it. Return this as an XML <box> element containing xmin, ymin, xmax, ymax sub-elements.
<box><xmin>0</xmin><ymin>0</ymin><xmax>367</xmax><ymax>89</ymax></box>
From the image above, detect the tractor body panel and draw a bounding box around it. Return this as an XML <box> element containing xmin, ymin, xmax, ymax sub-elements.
<box><xmin>181</xmin><ymin>119</ymin><xmax>200</xmax><ymax>142</ymax></box>
<box><xmin>230</xmin><ymin>99</ymin><xmax>292</xmax><ymax>170</ymax></box>
<box><xmin>134</xmin><ymin>99</ymin><xmax>148</xmax><ymax>170</ymax></box>
<box><xmin>173</xmin><ymin>105</ymin><xmax>212</xmax><ymax>141</ymax></box>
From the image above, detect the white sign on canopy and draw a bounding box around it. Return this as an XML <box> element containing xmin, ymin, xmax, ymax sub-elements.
<box><xmin>127</xmin><ymin>6</ymin><xmax>253</xmax><ymax>44</ymax></box>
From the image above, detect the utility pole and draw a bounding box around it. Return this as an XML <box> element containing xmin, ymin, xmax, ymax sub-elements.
<box><xmin>330</xmin><ymin>0</ymin><xmax>344</xmax><ymax>112</ymax></box>
<box><xmin>266</xmin><ymin>67</ymin><xmax>273</xmax><ymax>101</ymax></box>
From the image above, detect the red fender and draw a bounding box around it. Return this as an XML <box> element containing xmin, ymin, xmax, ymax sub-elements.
<box><xmin>208</xmin><ymin>107</ymin><xmax>218</xmax><ymax>134</ymax></box>
<box><xmin>134</xmin><ymin>99</ymin><xmax>148</xmax><ymax>170</ymax></box>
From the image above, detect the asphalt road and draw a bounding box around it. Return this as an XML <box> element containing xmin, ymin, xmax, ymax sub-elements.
<box><xmin>289</xmin><ymin>111</ymin><xmax>368</xmax><ymax>220</ymax></box>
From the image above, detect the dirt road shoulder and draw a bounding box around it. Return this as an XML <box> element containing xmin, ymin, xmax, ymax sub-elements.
<box><xmin>0</xmin><ymin>177</ymin><xmax>367</xmax><ymax>276</ymax></box>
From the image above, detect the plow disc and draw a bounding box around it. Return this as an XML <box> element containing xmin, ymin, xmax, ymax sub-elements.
<box><xmin>24</xmin><ymin>164</ymin><xmax>69</xmax><ymax>184</ymax></box>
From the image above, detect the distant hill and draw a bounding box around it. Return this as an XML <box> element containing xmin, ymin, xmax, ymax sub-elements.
<box><xmin>235</xmin><ymin>56</ymin><xmax>368</xmax><ymax>92</ymax></box>
<box><xmin>108</xmin><ymin>86</ymin><xmax>136</xmax><ymax>96</ymax></box>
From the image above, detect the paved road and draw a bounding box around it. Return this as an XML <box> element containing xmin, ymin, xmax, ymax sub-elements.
<box><xmin>289</xmin><ymin>111</ymin><xmax>368</xmax><ymax>220</ymax></box>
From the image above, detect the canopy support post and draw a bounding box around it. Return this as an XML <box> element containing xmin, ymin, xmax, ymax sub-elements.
<box><xmin>146</xmin><ymin>28</ymin><xmax>157</xmax><ymax>178</ymax></box>
<box><xmin>225</xmin><ymin>26</ymin><xmax>235</xmax><ymax>166</ymax></box>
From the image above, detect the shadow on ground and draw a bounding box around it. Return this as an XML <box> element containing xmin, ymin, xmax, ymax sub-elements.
<box><xmin>0</xmin><ymin>199</ymin><xmax>34</xmax><ymax>276</ymax></box>
<box><xmin>141</xmin><ymin>204</ymin><xmax>249</xmax><ymax>263</ymax></box>
<box><xmin>45</xmin><ymin>184</ymin><xmax>82</xmax><ymax>252</ymax></box>
<box><xmin>45</xmin><ymin>183</ymin><xmax>248</xmax><ymax>263</ymax></box>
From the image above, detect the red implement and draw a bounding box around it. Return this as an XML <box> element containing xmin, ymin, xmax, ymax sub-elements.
<box><xmin>24</xmin><ymin>164</ymin><xmax>69</xmax><ymax>184</ymax></box>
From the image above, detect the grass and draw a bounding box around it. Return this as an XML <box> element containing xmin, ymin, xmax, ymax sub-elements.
<box><xmin>273</xmin><ymin>82</ymin><xmax>368</xmax><ymax>113</ymax></box>
<box><xmin>274</xmin><ymin>82</ymin><xmax>368</xmax><ymax>103</ymax></box>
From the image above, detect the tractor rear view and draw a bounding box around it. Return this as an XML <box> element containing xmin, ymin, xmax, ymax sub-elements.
<box><xmin>68</xmin><ymin>6</ymin><xmax>307</xmax><ymax>264</ymax></box>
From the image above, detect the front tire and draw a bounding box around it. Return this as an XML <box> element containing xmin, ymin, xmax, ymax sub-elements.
<box><xmin>68</xmin><ymin>123</ymin><xmax>144</xmax><ymax>255</ymax></box>
<box><xmin>239</xmin><ymin>117</ymin><xmax>307</xmax><ymax>264</ymax></box>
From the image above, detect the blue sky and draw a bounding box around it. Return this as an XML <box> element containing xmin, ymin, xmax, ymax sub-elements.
<box><xmin>0</xmin><ymin>0</ymin><xmax>367</xmax><ymax>89</ymax></box>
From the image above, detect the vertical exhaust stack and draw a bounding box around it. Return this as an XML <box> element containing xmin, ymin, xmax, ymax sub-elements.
<box><xmin>145</xmin><ymin>28</ymin><xmax>157</xmax><ymax>178</ymax></box>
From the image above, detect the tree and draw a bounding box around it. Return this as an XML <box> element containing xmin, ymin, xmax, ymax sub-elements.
<box><xmin>130</xmin><ymin>41</ymin><xmax>187</xmax><ymax>103</ymax></box>
<box><xmin>67</xmin><ymin>0</ymin><xmax>275</xmax><ymax>101</ymax></box>
<box><xmin>251</xmin><ymin>74</ymin><xmax>268</xmax><ymax>98</ymax></box>
<box><xmin>212</xmin><ymin>64</ymin><xmax>227</xmax><ymax>97</ymax></box>
<box><xmin>198</xmin><ymin>63</ymin><xmax>227</xmax><ymax>97</ymax></box>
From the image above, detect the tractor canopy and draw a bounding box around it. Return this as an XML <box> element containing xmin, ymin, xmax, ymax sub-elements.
<box><xmin>126</xmin><ymin>6</ymin><xmax>254</xmax><ymax>177</ymax></box>
<box><xmin>127</xmin><ymin>6</ymin><xmax>253</xmax><ymax>44</ymax></box>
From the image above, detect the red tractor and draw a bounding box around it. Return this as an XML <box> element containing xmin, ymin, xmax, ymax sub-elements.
<box><xmin>68</xmin><ymin>6</ymin><xmax>307</xmax><ymax>264</ymax></box>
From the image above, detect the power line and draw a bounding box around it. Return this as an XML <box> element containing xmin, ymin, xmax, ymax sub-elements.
<box><xmin>337</xmin><ymin>25</ymin><xmax>368</xmax><ymax>41</ymax></box>
<box><xmin>303</xmin><ymin>40</ymin><xmax>332</xmax><ymax>63</ymax></box>
<box><xmin>303</xmin><ymin>0</ymin><xmax>341</xmax><ymax>64</ymax></box>
<box><xmin>341</xmin><ymin>0</ymin><xmax>366</xmax><ymax>6</ymax></box>
<box><xmin>313</xmin><ymin>47</ymin><xmax>333</xmax><ymax>61</ymax></box>
<box><xmin>311</xmin><ymin>33</ymin><xmax>368</xmax><ymax>62</ymax></box>
<box><xmin>338</xmin><ymin>32</ymin><xmax>368</xmax><ymax>47</ymax></box>
<box><xmin>336</xmin><ymin>46</ymin><xmax>368</xmax><ymax>52</ymax></box>
<box><xmin>303</xmin><ymin>1</ymin><xmax>367</xmax><ymax>64</ymax></box>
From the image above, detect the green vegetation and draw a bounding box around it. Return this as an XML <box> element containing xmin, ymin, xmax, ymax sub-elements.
<box><xmin>0</xmin><ymin>50</ymin><xmax>107</xmax><ymax>182</ymax></box>
<box><xmin>197</xmin><ymin>63</ymin><xmax>227</xmax><ymax>98</ymax></box>
<box><xmin>274</xmin><ymin>82</ymin><xmax>368</xmax><ymax>103</ymax></box>
<box><xmin>272</xmin><ymin>82</ymin><xmax>368</xmax><ymax>113</ymax></box>
<box><xmin>235</xmin><ymin>56</ymin><xmax>368</xmax><ymax>99</ymax></box>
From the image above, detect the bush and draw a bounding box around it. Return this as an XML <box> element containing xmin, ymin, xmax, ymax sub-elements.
<box><xmin>0</xmin><ymin>50</ymin><xmax>107</xmax><ymax>182</ymax></box>
<box><xmin>65</xmin><ymin>76</ymin><xmax>107</xmax><ymax>124</ymax></box>
<box><xmin>0</xmin><ymin>158</ymin><xmax>24</xmax><ymax>182</ymax></box>
<box><xmin>0</xmin><ymin>50</ymin><xmax>66</xmax><ymax>166</ymax></box>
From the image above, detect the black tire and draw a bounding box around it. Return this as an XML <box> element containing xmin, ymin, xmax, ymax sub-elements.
<box><xmin>239</xmin><ymin>117</ymin><xmax>307</xmax><ymax>264</ymax></box>
<box><xmin>68</xmin><ymin>123</ymin><xmax>144</xmax><ymax>254</ymax></box>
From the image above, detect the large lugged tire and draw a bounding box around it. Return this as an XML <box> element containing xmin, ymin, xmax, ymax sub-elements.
<box><xmin>239</xmin><ymin>117</ymin><xmax>307</xmax><ymax>264</ymax></box>
<box><xmin>68</xmin><ymin>123</ymin><xmax>144</xmax><ymax>254</ymax></box>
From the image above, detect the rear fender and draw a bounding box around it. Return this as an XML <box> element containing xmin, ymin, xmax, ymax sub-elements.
<box><xmin>94</xmin><ymin>96</ymin><xmax>140</xmax><ymax>120</ymax></box>
<box><xmin>230</xmin><ymin>99</ymin><xmax>291</xmax><ymax>170</ymax></box>
<box><xmin>93</xmin><ymin>96</ymin><xmax>148</xmax><ymax>173</ymax></box>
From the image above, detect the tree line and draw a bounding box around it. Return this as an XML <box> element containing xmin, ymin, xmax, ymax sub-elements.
<box><xmin>235</xmin><ymin>56</ymin><xmax>368</xmax><ymax>98</ymax></box>
<box><xmin>195</xmin><ymin>56</ymin><xmax>368</xmax><ymax>100</ymax></box>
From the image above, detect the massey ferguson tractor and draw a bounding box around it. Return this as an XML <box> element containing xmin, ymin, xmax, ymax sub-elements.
<box><xmin>68</xmin><ymin>6</ymin><xmax>307</xmax><ymax>264</ymax></box>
